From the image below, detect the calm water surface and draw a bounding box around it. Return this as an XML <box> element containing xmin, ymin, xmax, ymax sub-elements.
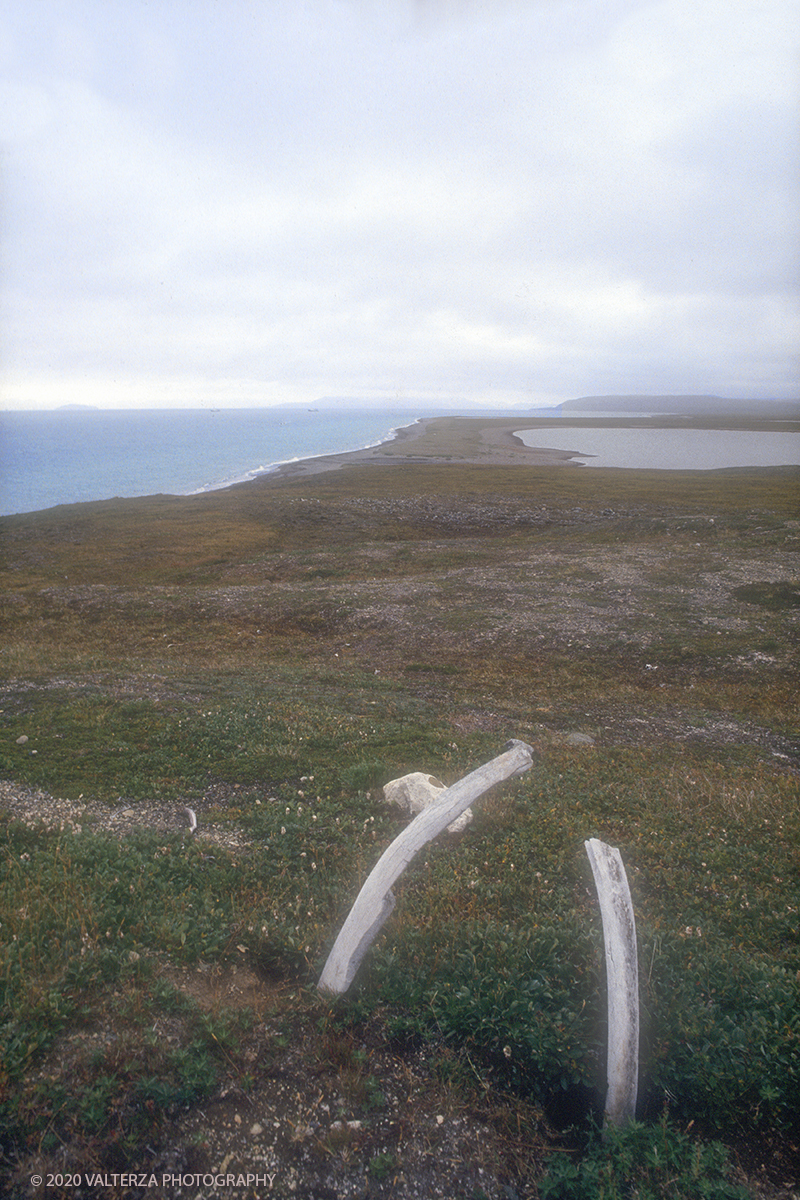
<box><xmin>514</xmin><ymin>426</ymin><xmax>800</xmax><ymax>470</ymax></box>
<box><xmin>0</xmin><ymin>407</ymin><xmax>431</xmax><ymax>515</ymax></box>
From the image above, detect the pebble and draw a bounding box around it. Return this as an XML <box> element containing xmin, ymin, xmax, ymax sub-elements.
<box><xmin>15</xmin><ymin>735</ymin><xmax>28</xmax><ymax>745</ymax></box>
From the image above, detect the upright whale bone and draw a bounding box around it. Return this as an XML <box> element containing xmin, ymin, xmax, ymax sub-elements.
<box><xmin>584</xmin><ymin>837</ymin><xmax>640</xmax><ymax>1131</ymax></box>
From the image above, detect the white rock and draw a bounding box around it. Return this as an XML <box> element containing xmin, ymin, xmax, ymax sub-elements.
<box><xmin>383</xmin><ymin>771</ymin><xmax>473</xmax><ymax>833</ymax></box>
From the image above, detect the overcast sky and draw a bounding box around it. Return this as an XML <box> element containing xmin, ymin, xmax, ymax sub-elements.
<box><xmin>1</xmin><ymin>0</ymin><xmax>797</xmax><ymax>411</ymax></box>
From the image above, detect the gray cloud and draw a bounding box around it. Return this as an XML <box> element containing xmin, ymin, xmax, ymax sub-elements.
<box><xmin>1</xmin><ymin>0</ymin><xmax>797</xmax><ymax>409</ymax></box>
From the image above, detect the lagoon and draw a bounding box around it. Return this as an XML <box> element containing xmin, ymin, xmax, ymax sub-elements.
<box><xmin>513</xmin><ymin>425</ymin><xmax>800</xmax><ymax>470</ymax></box>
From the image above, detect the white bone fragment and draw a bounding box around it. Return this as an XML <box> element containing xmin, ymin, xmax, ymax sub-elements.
<box><xmin>319</xmin><ymin>740</ymin><xmax>534</xmax><ymax>995</ymax></box>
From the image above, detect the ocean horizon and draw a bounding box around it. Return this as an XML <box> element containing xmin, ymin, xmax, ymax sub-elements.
<box><xmin>2</xmin><ymin>406</ymin><xmax>798</xmax><ymax>517</ymax></box>
<box><xmin>0</xmin><ymin>406</ymin><xmax>441</xmax><ymax>516</ymax></box>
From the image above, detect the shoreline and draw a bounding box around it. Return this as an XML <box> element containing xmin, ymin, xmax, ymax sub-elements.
<box><xmin>263</xmin><ymin>415</ymin><xmax>587</xmax><ymax>480</ymax></box>
<box><xmin>194</xmin><ymin>420</ymin><xmax>413</xmax><ymax>495</ymax></box>
<box><xmin>6</xmin><ymin>410</ymin><xmax>798</xmax><ymax>515</ymax></box>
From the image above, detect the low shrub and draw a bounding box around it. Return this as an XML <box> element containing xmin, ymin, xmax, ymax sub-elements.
<box><xmin>643</xmin><ymin>942</ymin><xmax>800</xmax><ymax>1134</ymax></box>
<box><xmin>539</xmin><ymin>1118</ymin><xmax>751</xmax><ymax>1199</ymax></box>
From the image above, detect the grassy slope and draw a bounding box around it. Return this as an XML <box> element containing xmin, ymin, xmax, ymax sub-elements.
<box><xmin>0</xmin><ymin>463</ymin><xmax>798</xmax><ymax>1197</ymax></box>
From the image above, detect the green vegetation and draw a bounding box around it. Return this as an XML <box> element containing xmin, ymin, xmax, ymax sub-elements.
<box><xmin>539</xmin><ymin>1118</ymin><xmax>751</xmax><ymax>1199</ymax></box>
<box><xmin>0</xmin><ymin>463</ymin><xmax>798</xmax><ymax>1196</ymax></box>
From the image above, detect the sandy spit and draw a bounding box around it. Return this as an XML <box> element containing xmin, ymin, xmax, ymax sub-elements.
<box><xmin>265</xmin><ymin>415</ymin><xmax>586</xmax><ymax>480</ymax></box>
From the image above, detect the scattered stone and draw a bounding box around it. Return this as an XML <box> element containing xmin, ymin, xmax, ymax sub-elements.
<box><xmin>250</xmin><ymin>1123</ymin><xmax>263</xmax><ymax>1137</ymax></box>
<box><xmin>565</xmin><ymin>732</ymin><xmax>595</xmax><ymax>746</ymax></box>
<box><xmin>15</xmin><ymin>735</ymin><xmax>28</xmax><ymax>745</ymax></box>
<box><xmin>383</xmin><ymin>771</ymin><xmax>473</xmax><ymax>833</ymax></box>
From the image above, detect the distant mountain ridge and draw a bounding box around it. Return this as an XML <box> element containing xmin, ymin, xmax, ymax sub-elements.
<box><xmin>559</xmin><ymin>395</ymin><xmax>799</xmax><ymax>418</ymax></box>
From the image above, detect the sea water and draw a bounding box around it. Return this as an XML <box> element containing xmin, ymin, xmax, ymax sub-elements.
<box><xmin>0</xmin><ymin>406</ymin><xmax>436</xmax><ymax>516</ymax></box>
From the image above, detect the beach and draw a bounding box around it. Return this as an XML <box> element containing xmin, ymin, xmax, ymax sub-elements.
<box><xmin>267</xmin><ymin>414</ymin><xmax>584</xmax><ymax>479</ymax></box>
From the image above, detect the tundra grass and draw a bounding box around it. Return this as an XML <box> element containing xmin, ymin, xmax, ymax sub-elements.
<box><xmin>0</xmin><ymin>463</ymin><xmax>798</xmax><ymax>1194</ymax></box>
<box><xmin>0</xmin><ymin>745</ymin><xmax>796</xmax><ymax>1187</ymax></box>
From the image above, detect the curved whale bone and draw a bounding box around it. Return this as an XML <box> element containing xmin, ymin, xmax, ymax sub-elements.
<box><xmin>318</xmin><ymin>739</ymin><xmax>535</xmax><ymax>995</ymax></box>
<box><xmin>584</xmin><ymin>837</ymin><xmax>639</xmax><ymax>1131</ymax></box>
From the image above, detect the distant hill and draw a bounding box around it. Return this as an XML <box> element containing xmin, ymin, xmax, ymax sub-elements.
<box><xmin>559</xmin><ymin>395</ymin><xmax>800</xmax><ymax>419</ymax></box>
